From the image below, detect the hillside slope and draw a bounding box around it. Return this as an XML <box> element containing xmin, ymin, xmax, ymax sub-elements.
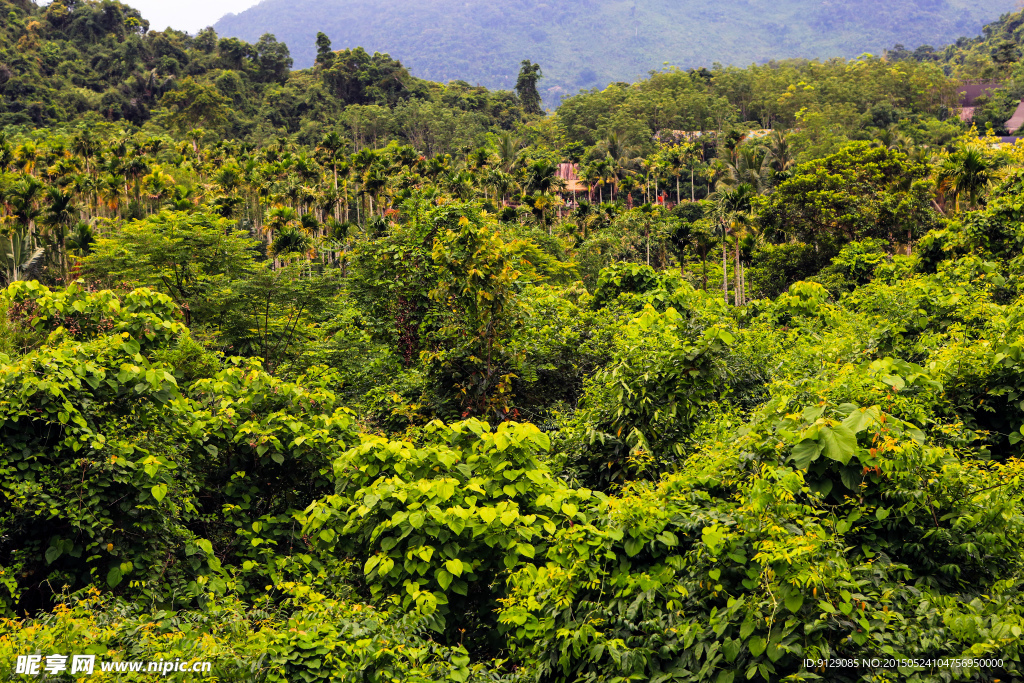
<box><xmin>213</xmin><ymin>0</ymin><xmax>1018</xmax><ymax>103</ymax></box>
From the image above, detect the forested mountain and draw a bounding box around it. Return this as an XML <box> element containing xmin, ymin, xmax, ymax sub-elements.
<box><xmin>0</xmin><ymin>0</ymin><xmax>526</xmax><ymax>146</ymax></box>
<box><xmin>6</xmin><ymin>1</ymin><xmax>1024</xmax><ymax>681</ymax></box>
<box><xmin>213</xmin><ymin>0</ymin><xmax>1018</xmax><ymax>103</ymax></box>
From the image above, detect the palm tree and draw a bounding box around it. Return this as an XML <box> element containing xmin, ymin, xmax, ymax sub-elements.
<box><xmin>661</xmin><ymin>143</ymin><xmax>691</xmax><ymax>204</ymax></box>
<box><xmin>619</xmin><ymin>174</ymin><xmax>638</xmax><ymax>209</ymax></box>
<box><xmin>100</xmin><ymin>173</ymin><xmax>125</xmax><ymax>217</ymax></box>
<box><xmin>595</xmin><ymin>159</ymin><xmax>614</xmax><ymax>203</ymax></box>
<box><xmin>317</xmin><ymin>132</ymin><xmax>348</xmax><ymax>220</ymax></box>
<box><xmin>141</xmin><ymin>168</ymin><xmax>175</xmax><ymax>212</ymax></box>
<box><xmin>524</xmin><ymin>160</ymin><xmax>562</xmax><ymax>195</ymax></box>
<box><xmin>363</xmin><ymin>166</ymin><xmax>389</xmax><ymax>215</ymax></box>
<box><xmin>873</xmin><ymin>125</ymin><xmax>913</xmax><ymax>152</ymax></box>
<box><xmin>494</xmin><ymin>133</ymin><xmax>521</xmax><ymax>173</ymax></box>
<box><xmin>271</xmin><ymin>226</ymin><xmax>313</xmax><ymax>258</ymax></box>
<box><xmin>66</xmin><ymin>222</ymin><xmax>95</xmax><ymax>258</ymax></box>
<box><xmin>708</xmin><ymin>182</ymin><xmax>756</xmax><ymax>305</ymax></box>
<box><xmin>122</xmin><ymin>155</ymin><xmax>150</xmax><ymax>204</ymax></box>
<box><xmin>15</xmin><ymin>142</ymin><xmax>38</xmax><ymax>175</ymax></box>
<box><xmin>936</xmin><ymin>144</ymin><xmax>992</xmax><ymax>212</ymax></box>
<box><xmin>41</xmin><ymin>187</ymin><xmax>79</xmax><ymax>280</ymax></box>
<box><xmin>467</xmin><ymin>146</ymin><xmax>491</xmax><ymax>171</ymax></box>
<box><xmin>728</xmin><ymin>211</ymin><xmax>759</xmax><ymax>305</ymax></box>
<box><xmin>579</xmin><ymin>162</ymin><xmax>602</xmax><ymax>204</ymax></box>
<box><xmin>10</xmin><ymin>176</ymin><xmax>44</xmax><ymax>235</ymax></box>
<box><xmin>0</xmin><ymin>223</ymin><xmax>44</xmax><ymax>285</ymax></box>
<box><xmin>572</xmin><ymin>200</ymin><xmax>605</xmax><ymax>241</ymax></box>
<box><xmin>73</xmin><ymin>131</ymin><xmax>100</xmax><ymax>175</ymax></box>
<box><xmin>596</xmin><ymin>131</ymin><xmax>641</xmax><ymax>197</ymax></box>
<box><xmin>717</xmin><ymin>144</ymin><xmax>770</xmax><ymax>193</ymax></box>
<box><xmin>765</xmin><ymin>130</ymin><xmax>796</xmax><ymax>184</ymax></box>
<box><xmin>486</xmin><ymin>168</ymin><xmax>515</xmax><ymax>206</ymax></box>
<box><xmin>0</xmin><ymin>133</ymin><xmax>13</xmax><ymax>172</ymax></box>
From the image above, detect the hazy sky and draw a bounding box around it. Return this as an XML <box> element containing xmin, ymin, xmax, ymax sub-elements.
<box><xmin>116</xmin><ymin>0</ymin><xmax>261</xmax><ymax>33</ymax></box>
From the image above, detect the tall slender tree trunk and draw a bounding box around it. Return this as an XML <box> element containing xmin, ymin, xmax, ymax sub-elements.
<box><xmin>734</xmin><ymin>242</ymin><xmax>742</xmax><ymax>306</ymax></box>
<box><xmin>722</xmin><ymin>228</ymin><xmax>728</xmax><ymax>305</ymax></box>
<box><xmin>741</xmin><ymin>262</ymin><xmax>747</xmax><ymax>303</ymax></box>
<box><xmin>333</xmin><ymin>166</ymin><xmax>340</xmax><ymax>222</ymax></box>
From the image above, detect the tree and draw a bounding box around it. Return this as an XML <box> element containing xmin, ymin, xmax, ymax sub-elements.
<box><xmin>515</xmin><ymin>60</ymin><xmax>543</xmax><ymax>116</ymax></box>
<box><xmin>160</xmin><ymin>78</ymin><xmax>231</xmax><ymax>135</ymax></box>
<box><xmin>255</xmin><ymin>33</ymin><xmax>293</xmax><ymax>84</ymax></box>
<box><xmin>41</xmin><ymin>187</ymin><xmax>78</xmax><ymax>280</ymax></box>
<box><xmin>709</xmin><ymin>182</ymin><xmax>756</xmax><ymax>304</ymax></box>
<box><xmin>494</xmin><ymin>133</ymin><xmax>522</xmax><ymax>173</ymax></box>
<box><xmin>0</xmin><ymin>224</ymin><xmax>44</xmax><ymax>285</ymax></box>
<box><xmin>316</xmin><ymin>132</ymin><xmax>348</xmax><ymax>220</ymax></box>
<box><xmin>717</xmin><ymin>143</ymin><xmax>770</xmax><ymax>193</ymax></box>
<box><xmin>936</xmin><ymin>144</ymin><xmax>993</xmax><ymax>212</ymax></box>
<box><xmin>82</xmin><ymin>210</ymin><xmax>256</xmax><ymax>328</ymax></box>
<box><xmin>315</xmin><ymin>32</ymin><xmax>334</xmax><ymax>68</ymax></box>
<box><xmin>757</xmin><ymin>142</ymin><xmax>936</xmax><ymax>248</ymax></box>
<box><xmin>426</xmin><ymin>206</ymin><xmax>522</xmax><ymax>419</ymax></box>
<box><xmin>524</xmin><ymin>159</ymin><xmax>561</xmax><ymax>195</ymax></box>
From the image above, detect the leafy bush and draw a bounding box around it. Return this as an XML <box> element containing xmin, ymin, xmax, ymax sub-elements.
<box><xmin>303</xmin><ymin>418</ymin><xmax>596</xmax><ymax>649</ymax></box>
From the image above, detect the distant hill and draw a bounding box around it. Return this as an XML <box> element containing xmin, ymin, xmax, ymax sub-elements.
<box><xmin>213</xmin><ymin>0</ymin><xmax>1019</xmax><ymax>104</ymax></box>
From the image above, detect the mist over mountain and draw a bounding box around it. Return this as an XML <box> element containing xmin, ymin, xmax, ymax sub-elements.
<box><xmin>213</xmin><ymin>0</ymin><xmax>1018</xmax><ymax>103</ymax></box>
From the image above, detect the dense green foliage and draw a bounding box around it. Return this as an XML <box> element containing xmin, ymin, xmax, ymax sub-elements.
<box><xmin>890</xmin><ymin>6</ymin><xmax>1024</xmax><ymax>134</ymax></box>
<box><xmin>211</xmin><ymin>0</ymin><xmax>1017</xmax><ymax>104</ymax></box>
<box><xmin>7</xmin><ymin>4</ymin><xmax>1024</xmax><ymax>683</ymax></box>
<box><xmin>0</xmin><ymin>0</ymin><xmax>528</xmax><ymax>147</ymax></box>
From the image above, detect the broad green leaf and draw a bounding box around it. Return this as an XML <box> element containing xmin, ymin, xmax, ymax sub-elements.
<box><xmin>151</xmin><ymin>484</ymin><xmax>167</xmax><ymax>503</ymax></box>
<box><xmin>819</xmin><ymin>423</ymin><xmax>857</xmax><ymax>464</ymax></box>
<box><xmin>802</xmin><ymin>405</ymin><xmax>825</xmax><ymax>422</ymax></box>
<box><xmin>499</xmin><ymin>509</ymin><xmax>518</xmax><ymax>526</ymax></box>
<box><xmin>842</xmin><ymin>406</ymin><xmax>879</xmax><ymax>434</ymax></box>
<box><xmin>789</xmin><ymin>439</ymin><xmax>821</xmax><ymax>468</ymax></box>
<box><xmin>448</xmin><ymin>516</ymin><xmax>466</xmax><ymax>535</ymax></box>
<box><xmin>106</xmin><ymin>566</ymin><xmax>123</xmax><ymax>588</ymax></box>
<box><xmin>624</xmin><ymin>537</ymin><xmax>644</xmax><ymax>556</ymax></box>
<box><xmin>740</xmin><ymin>617</ymin><xmax>755</xmax><ymax>640</ymax></box>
